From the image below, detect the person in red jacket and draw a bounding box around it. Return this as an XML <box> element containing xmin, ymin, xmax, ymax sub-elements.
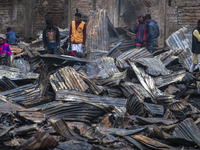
<box><xmin>133</xmin><ymin>13</ymin><xmax>150</xmax><ymax>48</ymax></box>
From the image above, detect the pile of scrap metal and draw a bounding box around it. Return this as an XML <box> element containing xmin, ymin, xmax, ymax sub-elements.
<box><xmin>1</xmin><ymin>11</ymin><xmax>200</xmax><ymax>149</ymax></box>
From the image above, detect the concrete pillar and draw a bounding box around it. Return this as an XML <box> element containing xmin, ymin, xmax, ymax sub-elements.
<box><xmin>68</xmin><ymin>0</ymin><xmax>72</xmax><ymax>28</ymax></box>
<box><xmin>113</xmin><ymin>0</ymin><xmax>120</xmax><ymax>27</ymax></box>
<box><xmin>157</xmin><ymin>0</ymin><xmax>167</xmax><ymax>47</ymax></box>
<box><xmin>24</xmin><ymin>0</ymin><xmax>33</xmax><ymax>42</ymax></box>
<box><xmin>63</xmin><ymin>0</ymin><xmax>68</xmax><ymax>28</ymax></box>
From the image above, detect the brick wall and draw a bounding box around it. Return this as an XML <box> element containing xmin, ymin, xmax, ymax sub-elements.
<box><xmin>0</xmin><ymin>0</ymin><xmax>25</xmax><ymax>37</ymax></box>
<box><xmin>33</xmin><ymin>0</ymin><xmax>68</xmax><ymax>38</ymax></box>
<box><xmin>166</xmin><ymin>0</ymin><xmax>200</xmax><ymax>40</ymax></box>
<box><xmin>0</xmin><ymin>0</ymin><xmax>199</xmax><ymax>46</ymax></box>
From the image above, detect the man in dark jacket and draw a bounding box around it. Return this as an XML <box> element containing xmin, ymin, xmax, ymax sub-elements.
<box><xmin>145</xmin><ymin>14</ymin><xmax>160</xmax><ymax>53</ymax></box>
<box><xmin>43</xmin><ymin>18</ymin><xmax>60</xmax><ymax>54</ymax></box>
<box><xmin>6</xmin><ymin>27</ymin><xmax>19</xmax><ymax>45</ymax></box>
<box><xmin>133</xmin><ymin>13</ymin><xmax>150</xmax><ymax>48</ymax></box>
<box><xmin>190</xmin><ymin>20</ymin><xmax>200</xmax><ymax>76</ymax></box>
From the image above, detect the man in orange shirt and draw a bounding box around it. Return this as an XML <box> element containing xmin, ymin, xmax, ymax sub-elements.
<box><xmin>68</xmin><ymin>9</ymin><xmax>86</xmax><ymax>58</ymax></box>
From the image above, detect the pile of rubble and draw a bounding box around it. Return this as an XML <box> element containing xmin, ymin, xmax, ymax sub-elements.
<box><xmin>0</xmin><ymin>10</ymin><xmax>200</xmax><ymax>150</ymax></box>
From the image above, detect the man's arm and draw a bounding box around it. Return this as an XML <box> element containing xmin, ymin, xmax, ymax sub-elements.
<box><xmin>56</xmin><ymin>28</ymin><xmax>60</xmax><ymax>46</ymax></box>
<box><xmin>193</xmin><ymin>29</ymin><xmax>200</xmax><ymax>42</ymax></box>
<box><xmin>43</xmin><ymin>29</ymin><xmax>47</xmax><ymax>49</ymax></box>
<box><xmin>149</xmin><ymin>24</ymin><xmax>154</xmax><ymax>37</ymax></box>
<box><xmin>15</xmin><ymin>33</ymin><xmax>19</xmax><ymax>38</ymax></box>
<box><xmin>145</xmin><ymin>24</ymin><xmax>151</xmax><ymax>42</ymax></box>
<box><xmin>133</xmin><ymin>23</ymin><xmax>139</xmax><ymax>34</ymax></box>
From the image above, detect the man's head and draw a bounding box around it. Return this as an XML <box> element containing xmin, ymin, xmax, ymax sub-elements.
<box><xmin>145</xmin><ymin>14</ymin><xmax>151</xmax><ymax>23</ymax></box>
<box><xmin>75</xmin><ymin>9</ymin><xmax>81</xmax><ymax>23</ymax></box>
<box><xmin>198</xmin><ymin>20</ymin><xmax>200</xmax><ymax>29</ymax></box>
<box><xmin>46</xmin><ymin>18</ymin><xmax>53</xmax><ymax>29</ymax></box>
<box><xmin>137</xmin><ymin>14</ymin><xmax>145</xmax><ymax>23</ymax></box>
<box><xmin>0</xmin><ymin>37</ymin><xmax>4</xmax><ymax>45</ymax></box>
<box><xmin>7</xmin><ymin>27</ymin><xmax>12</xmax><ymax>32</ymax></box>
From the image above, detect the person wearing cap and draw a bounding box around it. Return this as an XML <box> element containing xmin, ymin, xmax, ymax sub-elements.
<box><xmin>6</xmin><ymin>27</ymin><xmax>19</xmax><ymax>45</ymax></box>
<box><xmin>43</xmin><ymin>18</ymin><xmax>60</xmax><ymax>55</ymax></box>
<box><xmin>0</xmin><ymin>37</ymin><xmax>12</xmax><ymax>65</ymax></box>
<box><xmin>133</xmin><ymin>13</ymin><xmax>150</xmax><ymax>48</ymax></box>
<box><xmin>68</xmin><ymin>9</ymin><xmax>86</xmax><ymax>58</ymax></box>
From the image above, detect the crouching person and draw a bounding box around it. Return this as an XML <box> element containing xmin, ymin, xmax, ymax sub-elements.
<box><xmin>6</xmin><ymin>27</ymin><xmax>19</xmax><ymax>45</ymax></box>
<box><xmin>0</xmin><ymin>37</ymin><xmax>12</xmax><ymax>65</ymax></box>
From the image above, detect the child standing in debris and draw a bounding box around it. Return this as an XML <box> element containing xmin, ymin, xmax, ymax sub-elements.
<box><xmin>43</xmin><ymin>18</ymin><xmax>60</xmax><ymax>55</ymax></box>
<box><xmin>190</xmin><ymin>20</ymin><xmax>200</xmax><ymax>76</ymax></box>
<box><xmin>6</xmin><ymin>27</ymin><xmax>19</xmax><ymax>45</ymax></box>
<box><xmin>0</xmin><ymin>37</ymin><xmax>12</xmax><ymax>65</ymax></box>
<box><xmin>68</xmin><ymin>9</ymin><xmax>86</xmax><ymax>58</ymax></box>
<box><xmin>133</xmin><ymin>13</ymin><xmax>150</xmax><ymax>48</ymax></box>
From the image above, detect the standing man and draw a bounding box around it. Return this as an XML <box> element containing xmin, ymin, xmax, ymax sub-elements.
<box><xmin>189</xmin><ymin>20</ymin><xmax>200</xmax><ymax>76</ymax></box>
<box><xmin>68</xmin><ymin>9</ymin><xmax>86</xmax><ymax>58</ymax></box>
<box><xmin>43</xmin><ymin>18</ymin><xmax>60</xmax><ymax>55</ymax></box>
<box><xmin>145</xmin><ymin>14</ymin><xmax>160</xmax><ymax>53</ymax></box>
<box><xmin>133</xmin><ymin>13</ymin><xmax>150</xmax><ymax>48</ymax></box>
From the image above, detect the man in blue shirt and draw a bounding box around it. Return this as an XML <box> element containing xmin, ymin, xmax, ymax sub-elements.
<box><xmin>145</xmin><ymin>14</ymin><xmax>160</xmax><ymax>53</ymax></box>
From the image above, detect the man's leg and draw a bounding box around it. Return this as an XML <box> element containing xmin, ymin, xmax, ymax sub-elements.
<box><xmin>147</xmin><ymin>45</ymin><xmax>154</xmax><ymax>53</ymax></box>
<box><xmin>76</xmin><ymin>44</ymin><xmax>84</xmax><ymax>58</ymax></box>
<box><xmin>190</xmin><ymin>53</ymin><xmax>197</xmax><ymax>73</ymax></box>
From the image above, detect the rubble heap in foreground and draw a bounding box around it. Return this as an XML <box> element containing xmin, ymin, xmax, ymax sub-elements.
<box><xmin>0</xmin><ymin>10</ymin><xmax>200</xmax><ymax>149</ymax></box>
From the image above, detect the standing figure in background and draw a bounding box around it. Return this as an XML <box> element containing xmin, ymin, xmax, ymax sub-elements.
<box><xmin>189</xmin><ymin>20</ymin><xmax>200</xmax><ymax>77</ymax></box>
<box><xmin>6</xmin><ymin>27</ymin><xmax>19</xmax><ymax>45</ymax></box>
<box><xmin>0</xmin><ymin>37</ymin><xmax>12</xmax><ymax>65</ymax></box>
<box><xmin>133</xmin><ymin>13</ymin><xmax>150</xmax><ymax>49</ymax></box>
<box><xmin>145</xmin><ymin>14</ymin><xmax>160</xmax><ymax>53</ymax></box>
<box><xmin>43</xmin><ymin>18</ymin><xmax>60</xmax><ymax>55</ymax></box>
<box><xmin>68</xmin><ymin>9</ymin><xmax>86</xmax><ymax>58</ymax></box>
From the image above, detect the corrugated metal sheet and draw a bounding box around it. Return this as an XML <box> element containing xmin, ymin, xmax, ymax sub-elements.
<box><xmin>13</xmin><ymin>59</ymin><xmax>30</xmax><ymax>72</ymax></box>
<box><xmin>162</xmin><ymin>56</ymin><xmax>178</xmax><ymax>67</ymax></box>
<box><xmin>154</xmin><ymin>48</ymin><xmax>183</xmax><ymax>61</ymax></box>
<box><xmin>52</xmin><ymin>118</ymin><xmax>86</xmax><ymax>141</ymax></box>
<box><xmin>166</xmin><ymin>25</ymin><xmax>192</xmax><ymax>53</ymax></box>
<box><xmin>154</xmin><ymin>70</ymin><xmax>186</xmax><ymax>88</ymax></box>
<box><xmin>87</xmin><ymin>57</ymin><xmax>127</xmax><ymax>86</ymax></box>
<box><xmin>117</xmin><ymin>48</ymin><xmax>153</xmax><ymax>68</ymax></box>
<box><xmin>172</xmin><ymin>118</ymin><xmax>200</xmax><ymax>146</ymax></box>
<box><xmin>133</xmin><ymin>58</ymin><xmax>172</xmax><ymax>76</ymax></box>
<box><xmin>126</xmin><ymin>94</ymin><xmax>145</xmax><ymax>116</ymax></box>
<box><xmin>86</xmin><ymin>9</ymin><xmax>110</xmax><ymax>52</ymax></box>
<box><xmin>16</xmin><ymin>131</ymin><xmax>58</xmax><ymax>150</ymax></box>
<box><xmin>78</xmin><ymin>70</ymin><xmax>103</xmax><ymax>95</ymax></box>
<box><xmin>0</xmin><ymin>76</ymin><xmax>18</xmax><ymax>91</ymax></box>
<box><xmin>0</xmin><ymin>65</ymin><xmax>39</xmax><ymax>80</ymax></box>
<box><xmin>56</xmin><ymin>90</ymin><xmax>127</xmax><ymax>108</ymax></box>
<box><xmin>178</xmin><ymin>51</ymin><xmax>196</xmax><ymax>70</ymax></box>
<box><xmin>50</xmin><ymin>66</ymin><xmax>89</xmax><ymax>92</ymax></box>
<box><xmin>120</xmin><ymin>82</ymin><xmax>151</xmax><ymax>100</ymax></box>
<box><xmin>128</xmin><ymin>61</ymin><xmax>176</xmax><ymax>105</ymax></box>
<box><xmin>41</xmin><ymin>102</ymin><xmax>109</xmax><ymax>123</ymax></box>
